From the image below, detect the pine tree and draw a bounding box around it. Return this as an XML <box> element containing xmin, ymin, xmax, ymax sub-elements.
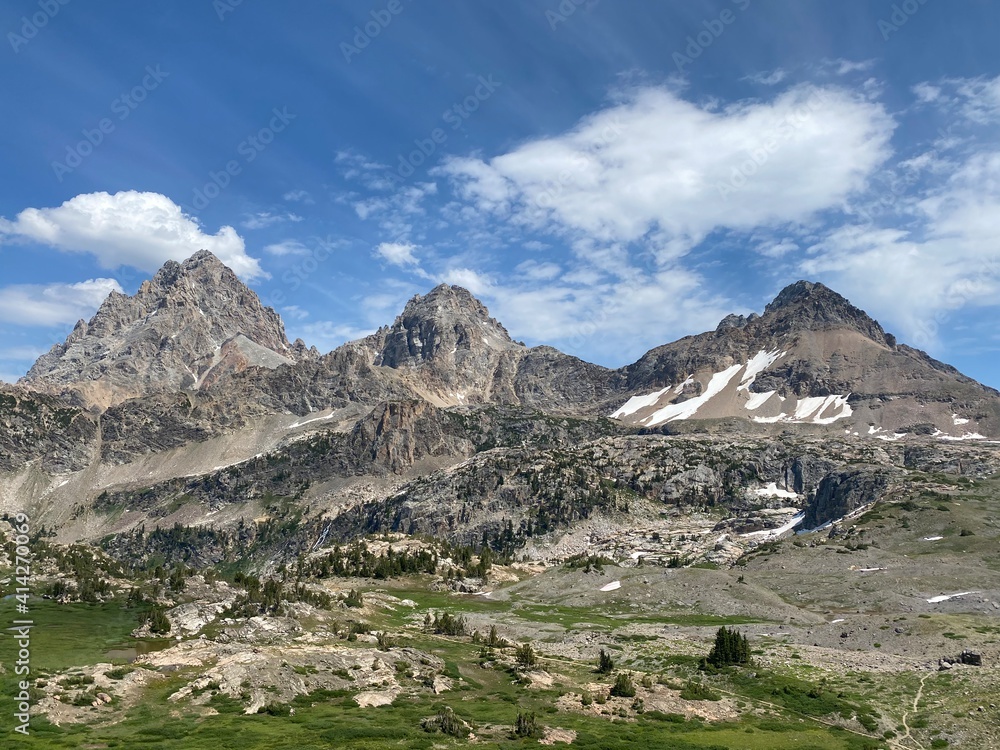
<box><xmin>597</xmin><ymin>648</ymin><xmax>615</xmax><ymax>674</ymax></box>
<box><xmin>706</xmin><ymin>626</ymin><xmax>750</xmax><ymax>667</ymax></box>
<box><xmin>610</xmin><ymin>672</ymin><xmax>636</xmax><ymax>698</ymax></box>
<box><xmin>515</xmin><ymin>642</ymin><xmax>537</xmax><ymax>669</ymax></box>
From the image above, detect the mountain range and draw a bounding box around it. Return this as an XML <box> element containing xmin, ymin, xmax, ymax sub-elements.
<box><xmin>2</xmin><ymin>250</ymin><xmax>999</xmax><ymax>549</ymax></box>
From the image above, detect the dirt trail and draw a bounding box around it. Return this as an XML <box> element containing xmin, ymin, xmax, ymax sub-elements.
<box><xmin>896</xmin><ymin>671</ymin><xmax>931</xmax><ymax>750</ymax></box>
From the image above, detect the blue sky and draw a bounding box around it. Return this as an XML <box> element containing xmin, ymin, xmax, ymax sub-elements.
<box><xmin>1</xmin><ymin>0</ymin><xmax>999</xmax><ymax>388</ymax></box>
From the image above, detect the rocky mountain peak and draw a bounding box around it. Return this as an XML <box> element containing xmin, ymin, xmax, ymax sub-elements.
<box><xmin>757</xmin><ymin>280</ymin><xmax>894</xmax><ymax>348</ymax></box>
<box><xmin>375</xmin><ymin>285</ymin><xmax>518</xmax><ymax>369</ymax></box>
<box><xmin>22</xmin><ymin>250</ymin><xmax>295</xmax><ymax>409</ymax></box>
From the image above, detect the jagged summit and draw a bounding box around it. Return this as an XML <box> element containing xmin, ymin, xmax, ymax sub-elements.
<box><xmin>764</xmin><ymin>280</ymin><xmax>832</xmax><ymax>312</ymax></box>
<box><xmin>23</xmin><ymin>250</ymin><xmax>298</xmax><ymax>409</ymax></box>
<box><xmin>375</xmin><ymin>284</ymin><xmax>518</xmax><ymax>369</ymax></box>
<box><xmin>758</xmin><ymin>280</ymin><xmax>894</xmax><ymax>347</ymax></box>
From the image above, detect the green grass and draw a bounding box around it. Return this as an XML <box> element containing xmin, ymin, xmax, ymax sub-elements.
<box><xmin>0</xmin><ymin>598</ymin><xmax>162</xmax><ymax>671</ymax></box>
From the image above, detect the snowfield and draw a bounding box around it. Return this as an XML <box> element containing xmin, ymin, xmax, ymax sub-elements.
<box><xmin>609</xmin><ymin>349</ymin><xmax>852</xmax><ymax>427</ymax></box>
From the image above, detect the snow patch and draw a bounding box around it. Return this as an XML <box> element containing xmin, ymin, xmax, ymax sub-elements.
<box><xmin>952</xmin><ymin>414</ymin><xmax>970</xmax><ymax>426</ymax></box>
<box><xmin>642</xmin><ymin>364</ymin><xmax>744</xmax><ymax>425</ymax></box>
<box><xmin>875</xmin><ymin>432</ymin><xmax>906</xmax><ymax>442</ymax></box>
<box><xmin>753</xmin><ymin>395</ymin><xmax>852</xmax><ymax>425</ymax></box>
<box><xmin>745</xmin><ymin>390</ymin><xmax>776</xmax><ymax>411</ymax></box>
<box><xmin>751</xmin><ymin>483</ymin><xmax>799</xmax><ymax>500</ymax></box>
<box><xmin>738</xmin><ymin>350</ymin><xmax>784</xmax><ymax>392</ymax></box>
<box><xmin>610</xmin><ymin>350</ymin><xmax>849</xmax><ymax>426</ymax></box>
<box><xmin>610</xmin><ymin>387</ymin><xmax>672</xmax><ymax>419</ymax></box>
<box><xmin>741</xmin><ymin>513</ymin><xmax>804</xmax><ymax>539</ymax></box>
<box><xmin>830</xmin><ymin>618</ymin><xmax>846</xmax><ymax>624</ymax></box>
<box><xmin>921</xmin><ymin>536</ymin><xmax>943</xmax><ymax>542</ymax></box>
<box><xmin>753</xmin><ymin>413</ymin><xmax>787</xmax><ymax>424</ymax></box>
<box><xmin>927</xmin><ymin>591</ymin><xmax>975</xmax><ymax>604</ymax></box>
<box><xmin>600</xmin><ymin>581</ymin><xmax>622</xmax><ymax>592</ymax></box>
<box><xmin>287</xmin><ymin>413</ymin><xmax>336</xmax><ymax>429</ymax></box>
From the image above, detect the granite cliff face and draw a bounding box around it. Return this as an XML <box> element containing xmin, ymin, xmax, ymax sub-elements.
<box><xmin>22</xmin><ymin>250</ymin><xmax>310</xmax><ymax>410</ymax></box>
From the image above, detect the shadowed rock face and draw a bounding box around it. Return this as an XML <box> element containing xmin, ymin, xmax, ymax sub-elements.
<box><xmin>803</xmin><ymin>468</ymin><xmax>895</xmax><ymax>529</ymax></box>
<box><xmin>21</xmin><ymin>250</ymin><xmax>308</xmax><ymax>409</ymax></box>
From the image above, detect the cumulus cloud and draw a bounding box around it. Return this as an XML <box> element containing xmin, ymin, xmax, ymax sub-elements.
<box><xmin>374</xmin><ymin>241</ymin><xmax>419</xmax><ymax>267</ymax></box>
<box><xmin>438</xmin><ymin>85</ymin><xmax>894</xmax><ymax>252</ymax></box>
<box><xmin>0</xmin><ymin>191</ymin><xmax>264</xmax><ymax>279</ymax></box>
<box><xmin>0</xmin><ymin>278</ymin><xmax>123</xmax><ymax>327</ymax></box>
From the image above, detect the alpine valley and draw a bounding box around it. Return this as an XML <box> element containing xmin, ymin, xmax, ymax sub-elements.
<box><xmin>2</xmin><ymin>250</ymin><xmax>999</xmax><ymax>750</ymax></box>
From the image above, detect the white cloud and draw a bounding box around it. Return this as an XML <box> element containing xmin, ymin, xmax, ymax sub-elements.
<box><xmin>0</xmin><ymin>191</ymin><xmax>264</xmax><ymax>280</ymax></box>
<box><xmin>912</xmin><ymin>82</ymin><xmax>942</xmax><ymax>104</ymax></box>
<box><xmin>282</xmin><ymin>190</ymin><xmax>314</xmax><ymax>204</ymax></box>
<box><xmin>745</xmin><ymin>69</ymin><xmax>787</xmax><ymax>86</ymax></box>
<box><xmin>954</xmin><ymin>76</ymin><xmax>1000</xmax><ymax>124</ymax></box>
<box><xmin>0</xmin><ymin>278</ymin><xmax>123</xmax><ymax>327</ymax></box>
<box><xmin>439</xmin><ymin>85</ymin><xmax>894</xmax><ymax>251</ymax></box>
<box><xmin>453</xmin><ymin>267</ymin><xmax>733</xmax><ymax>363</ymax></box>
<box><xmin>281</xmin><ymin>305</ymin><xmax>309</xmax><ymax>320</ymax></box>
<box><xmin>515</xmin><ymin>260</ymin><xmax>562</xmax><ymax>281</ymax></box>
<box><xmin>265</xmin><ymin>240</ymin><xmax>311</xmax><ymax>256</ymax></box>
<box><xmin>909</xmin><ymin>74</ymin><xmax>1000</xmax><ymax>125</ymax></box>
<box><xmin>441</xmin><ymin>268</ymin><xmax>491</xmax><ymax>296</ymax></box>
<box><xmin>828</xmin><ymin>59</ymin><xmax>875</xmax><ymax>76</ymax></box>
<box><xmin>374</xmin><ymin>241</ymin><xmax>418</xmax><ymax>267</ymax></box>
<box><xmin>756</xmin><ymin>239</ymin><xmax>799</xmax><ymax>258</ymax></box>
<box><xmin>241</xmin><ymin>212</ymin><xmax>302</xmax><ymax>230</ymax></box>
